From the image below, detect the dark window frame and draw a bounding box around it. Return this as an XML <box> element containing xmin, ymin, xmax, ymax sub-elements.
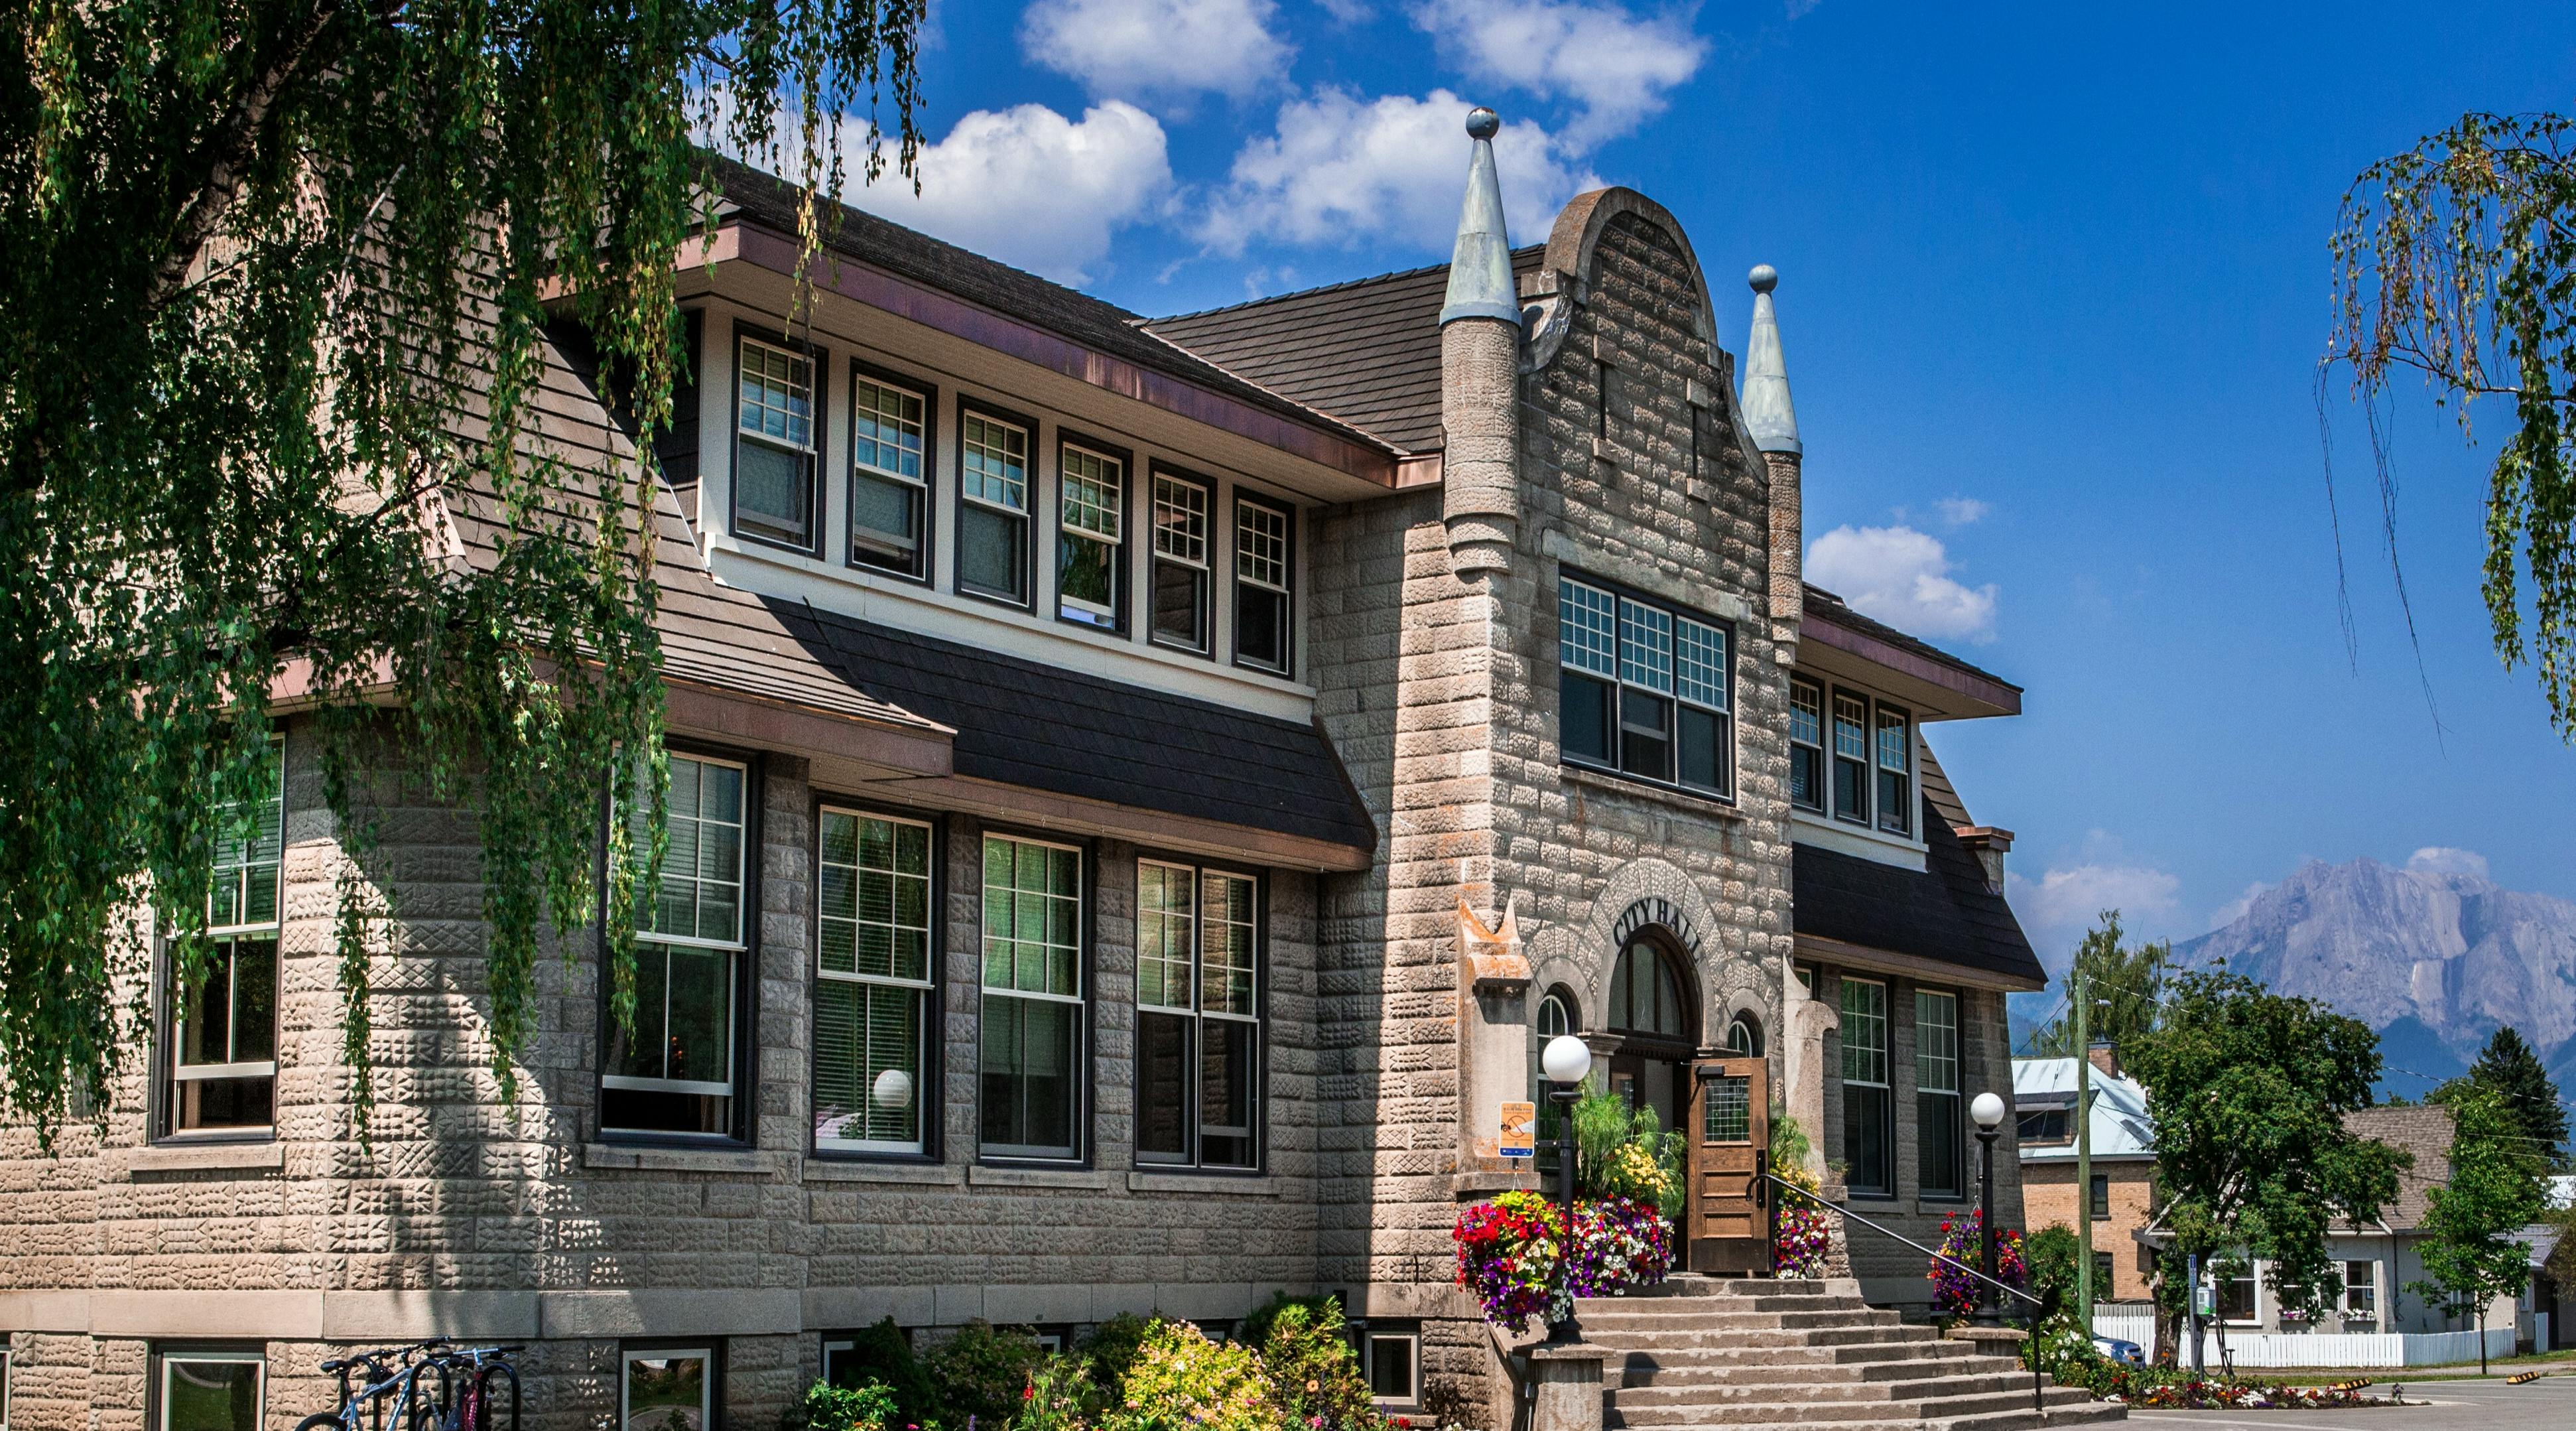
<box><xmin>1838</xmin><ymin>973</ymin><xmax>1894</xmax><ymax>1198</ymax></box>
<box><xmin>1147</xmin><ymin>462</ymin><xmax>1218</xmax><ymax>660</ymax></box>
<box><xmin>1557</xmin><ymin>571</ymin><xmax>1736</xmax><ymax>802</ymax></box>
<box><xmin>974</xmin><ymin>823</ymin><xmax>1098</xmax><ymax>1167</ymax></box>
<box><xmin>845</xmin><ymin>356</ymin><xmax>938</xmax><ymax>584</ymax></box>
<box><xmin>596</xmin><ymin>742</ymin><xmax>764</xmax><ymax>1148</ymax></box>
<box><xmin>1829</xmin><ymin>687</ymin><xmax>1872</xmax><ymax>826</ymax></box>
<box><xmin>2089</xmin><ymin>1172</ymin><xmax>2112</xmax><ymax>1220</ymax></box>
<box><xmin>952</xmin><ymin>395</ymin><xmax>1043</xmax><ymax>612</ymax></box>
<box><xmin>1132</xmin><ymin>855</ymin><xmax>1269</xmax><ymax>1176</ymax></box>
<box><xmin>807</xmin><ymin>791</ymin><xmax>948</xmax><ymax>1166</ymax></box>
<box><xmin>1230</xmin><ymin>489</ymin><xmax>1297</xmax><ymax>678</ymax></box>
<box><xmin>1874</xmin><ymin>700</ymin><xmax>1914</xmax><ymax>837</ymax></box>
<box><xmin>728</xmin><ymin>320</ymin><xmax>828</xmax><ymax>557</ymax></box>
<box><xmin>1788</xmin><ymin>676</ymin><xmax>1827</xmax><ymax>813</ymax></box>
<box><xmin>1913</xmin><ymin>986</ymin><xmax>1964</xmax><ymax>1200</ymax></box>
<box><xmin>1053</xmin><ymin>427</ymin><xmax>1135</xmax><ymax>636</ymax></box>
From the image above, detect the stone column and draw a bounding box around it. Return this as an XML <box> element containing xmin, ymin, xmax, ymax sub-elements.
<box><xmin>1528</xmin><ymin>1343</ymin><xmax>1612</xmax><ymax>1431</ymax></box>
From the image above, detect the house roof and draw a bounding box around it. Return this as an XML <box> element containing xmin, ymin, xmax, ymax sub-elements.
<box><xmin>1141</xmin><ymin>248</ymin><xmax>1549</xmax><ymax>454</ymax></box>
<box><xmin>1792</xmin><ymin>796</ymin><xmax>2045</xmax><ymax>985</ymax></box>
<box><xmin>2012</xmin><ymin>1057</ymin><xmax>2157</xmax><ymax>1160</ymax></box>
<box><xmin>1802</xmin><ymin>584</ymin><xmax>2022</xmax><ymax>705</ymax></box>
<box><xmin>2343</xmin><ymin>1105</ymin><xmax>2455</xmax><ymax>1231</ymax></box>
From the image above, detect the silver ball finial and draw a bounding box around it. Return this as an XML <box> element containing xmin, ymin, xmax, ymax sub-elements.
<box><xmin>1466</xmin><ymin>107</ymin><xmax>1501</xmax><ymax>141</ymax></box>
<box><xmin>1748</xmin><ymin>263</ymin><xmax>1778</xmax><ymax>294</ymax></box>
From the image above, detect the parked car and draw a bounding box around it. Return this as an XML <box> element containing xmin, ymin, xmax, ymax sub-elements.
<box><xmin>2092</xmin><ymin>1335</ymin><xmax>2146</xmax><ymax>1365</ymax></box>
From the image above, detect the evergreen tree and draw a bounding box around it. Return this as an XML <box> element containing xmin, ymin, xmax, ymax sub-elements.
<box><xmin>2445</xmin><ymin>1027</ymin><xmax>2569</xmax><ymax>1167</ymax></box>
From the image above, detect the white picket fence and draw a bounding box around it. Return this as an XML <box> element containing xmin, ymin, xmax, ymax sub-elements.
<box><xmin>2085</xmin><ymin>1307</ymin><xmax>2516</xmax><ymax>1368</ymax></box>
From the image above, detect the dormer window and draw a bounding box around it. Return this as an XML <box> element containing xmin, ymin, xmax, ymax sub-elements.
<box><xmin>734</xmin><ymin>334</ymin><xmax>819</xmax><ymax>549</ymax></box>
<box><xmin>1831</xmin><ymin>692</ymin><xmax>1870</xmax><ymax>825</ymax></box>
<box><xmin>958</xmin><ymin>406</ymin><xmax>1033</xmax><ymax>606</ymax></box>
<box><xmin>848</xmin><ymin>370</ymin><xmax>930</xmax><ymax>579</ymax></box>
<box><xmin>1234</xmin><ymin>494</ymin><xmax>1293</xmax><ymax>675</ymax></box>
<box><xmin>1150</xmin><ymin>469</ymin><xmax>1212</xmax><ymax>653</ymax></box>
<box><xmin>1875</xmin><ymin>704</ymin><xmax>1913</xmax><ymax>837</ymax></box>
<box><xmin>1057</xmin><ymin>440</ymin><xmax>1127</xmax><ymax>631</ymax></box>
<box><xmin>1789</xmin><ymin>679</ymin><xmax>1825</xmax><ymax>812</ymax></box>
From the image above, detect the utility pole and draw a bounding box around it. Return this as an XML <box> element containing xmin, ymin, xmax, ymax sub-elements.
<box><xmin>2075</xmin><ymin>962</ymin><xmax>2094</xmax><ymax>1333</ymax></box>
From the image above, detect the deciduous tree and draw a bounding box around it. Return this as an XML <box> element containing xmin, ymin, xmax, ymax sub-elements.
<box><xmin>2410</xmin><ymin>1085</ymin><xmax>2548</xmax><ymax>1373</ymax></box>
<box><xmin>2029</xmin><ymin>910</ymin><xmax>2166</xmax><ymax>1057</ymax></box>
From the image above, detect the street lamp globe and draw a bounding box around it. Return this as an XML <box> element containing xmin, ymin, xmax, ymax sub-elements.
<box><xmin>1541</xmin><ymin>1034</ymin><xmax>1593</xmax><ymax>1088</ymax></box>
<box><xmin>1969</xmin><ymin>1091</ymin><xmax>2008</xmax><ymax>1131</ymax></box>
<box><xmin>872</xmin><ymin>1067</ymin><xmax>915</xmax><ymax>1112</ymax></box>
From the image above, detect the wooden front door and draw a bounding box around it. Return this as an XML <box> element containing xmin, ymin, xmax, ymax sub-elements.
<box><xmin>1686</xmin><ymin>1055</ymin><xmax>1771</xmax><ymax>1276</ymax></box>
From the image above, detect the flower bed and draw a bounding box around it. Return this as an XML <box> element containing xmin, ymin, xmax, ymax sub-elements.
<box><xmin>1452</xmin><ymin>1191</ymin><xmax>1674</xmax><ymax>1332</ymax></box>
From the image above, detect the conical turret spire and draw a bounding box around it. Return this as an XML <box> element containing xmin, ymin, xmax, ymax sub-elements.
<box><xmin>1439</xmin><ymin>107</ymin><xmax>1519</xmax><ymax>326</ymax></box>
<box><xmin>1741</xmin><ymin>263</ymin><xmax>1801</xmax><ymax>455</ymax></box>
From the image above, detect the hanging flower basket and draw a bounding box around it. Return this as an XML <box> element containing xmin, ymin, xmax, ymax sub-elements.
<box><xmin>1773</xmin><ymin>1204</ymin><xmax>1833</xmax><ymax>1278</ymax></box>
<box><xmin>1452</xmin><ymin>1192</ymin><xmax>1674</xmax><ymax>1333</ymax></box>
<box><xmin>1927</xmin><ymin>1208</ymin><xmax>2027</xmax><ymax>1320</ymax></box>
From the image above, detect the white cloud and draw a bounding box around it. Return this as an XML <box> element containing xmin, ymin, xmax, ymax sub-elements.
<box><xmin>2406</xmin><ymin>846</ymin><xmax>2491</xmax><ymax>879</ymax></box>
<box><xmin>1805</xmin><ymin>524</ymin><xmax>2000</xmax><ymax>642</ymax></box>
<box><xmin>2010</xmin><ymin>863</ymin><xmax>2183</xmax><ymax>938</ymax></box>
<box><xmin>1411</xmin><ymin>0</ymin><xmax>1710</xmax><ymax>141</ymax></box>
<box><xmin>1935</xmin><ymin>496</ymin><xmax>1990</xmax><ymax>527</ymax></box>
<box><xmin>845</xmin><ymin>102</ymin><xmax>1173</xmax><ymax>285</ymax></box>
<box><xmin>2207</xmin><ymin>880</ymin><xmax>2276</xmax><ymax>931</ymax></box>
<box><xmin>1196</xmin><ymin>88</ymin><xmax>1599</xmax><ymax>255</ymax></box>
<box><xmin>1021</xmin><ymin>0</ymin><xmax>1292</xmax><ymax>103</ymax></box>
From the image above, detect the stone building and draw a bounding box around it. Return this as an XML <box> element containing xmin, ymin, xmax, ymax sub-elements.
<box><xmin>0</xmin><ymin>113</ymin><xmax>2044</xmax><ymax>1430</ymax></box>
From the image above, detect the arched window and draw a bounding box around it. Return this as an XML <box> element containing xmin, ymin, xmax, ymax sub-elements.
<box><xmin>1723</xmin><ymin>1010</ymin><xmax>1764</xmax><ymax>1057</ymax></box>
<box><xmin>1537</xmin><ymin>989</ymin><xmax>1574</xmax><ymax>1044</ymax></box>
<box><xmin>1609</xmin><ymin>939</ymin><xmax>1689</xmax><ymax>1040</ymax></box>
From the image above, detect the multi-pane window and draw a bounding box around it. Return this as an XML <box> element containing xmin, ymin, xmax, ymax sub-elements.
<box><xmin>166</xmin><ymin>749</ymin><xmax>285</xmax><ymax>1137</ymax></box>
<box><xmin>1703</xmin><ymin>1073</ymin><xmax>1752</xmax><ymax>1142</ymax></box>
<box><xmin>159</xmin><ymin>1352</ymin><xmax>263</xmax><ymax>1431</ymax></box>
<box><xmin>1234</xmin><ymin>496</ymin><xmax>1294</xmax><ymax>675</ymax></box>
<box><xmin>2343</xmin><ymin>1261</ymin><xmax>2376</xmax><ymax>1322</ymax></box>
<box><xmin>735</xmin><ymin>336</ymin><xmax>818</xmax><ymax>547</ymax></box>
<box><xmin>1915</xmin><ymin>989</ymin><xmax>1962</xmax><ymax>1197</ymax></box>
<box><xmin>1558</xmin><ymin>578</ymin><xmax>1731</xmax><ymax>796</ymax></box>
<box><xmin>1150</xmin><ymin>471</ymin><xmax>1211</xmax><ymax>652</ymax></box>
<box><xmin>849</xmin><ymin>374</ymin><xmax>929</xmax><ymax>577</ymax></box>
<box><xmin>1876</xmin><ymin>705</ymin><xmax>1913</xmax><ymax>836</ymax></box>
<box><xmin>1831</xmin><ymin>692</ymin><xmax>1870</xmax><ymax>824</ymax></box>
<box><xmin>1057</xmin><ymin>443</ymin><xmax>1126</xmax><ymax>630</ymax></box>
<box><xmin>958</xmin><ymin>411</ymin><xmax>1031</xmax><ymax>604</ymax></box>
<box><xmin>622</xmin><ymin>1347</ymin><xmax>712</xmax><ymax>1431</ymax></box>
<box><xmin>2016</xmin><ymin>1106</ymin><xmax>2071</xmax><ymax>1142</ymax></box>
<box><xmin>815</xmin><ymin>809</ymin><xmax>934</xmax><ymax>1155</ymax></box>
<box><xmin>2089</xmin><ymin>1172</ymin><xmax>2112</xmax><ymax>1219</ymax></box>
<box><xmin>1840</xmin><ymin>977</ymin><xmax>1891</xmax><ymax>1195</ymax></box>
<box><xmin>605</xmin><ymin>755</ymin><xmax>746</xmax><ymax>1137</ymax></box>
<box><xmin>1531</xmin><ymin>988</ymin><xmax>1575</xmax><ymax>1172</ymax></box>
<box><xmin>981</xmin><ymin>835</ymin><xmax>1083</xmax><ymax>1159</ymax></box>
<box><xmin>1135</xmin><ymin>861</ymin><xmax>1261</xmax><ymax>1169</ymax></box>
<box><xmin>1789</xmin><ymin>679</ymin><xmax>1825</xmax><ymax>813</ymax></box>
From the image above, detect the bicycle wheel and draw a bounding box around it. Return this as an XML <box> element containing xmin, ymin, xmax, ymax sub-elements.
<box><xmin>296</xmin><ymin>1414</ymin><xmax>348</xmax><ymax>1431</ymax></box>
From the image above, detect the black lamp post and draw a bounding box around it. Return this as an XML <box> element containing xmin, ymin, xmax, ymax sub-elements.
<box><xmin>1970</xmin><ymin>1091</ymin><xmax>2008</xmax><ymax>1324</ymax></box>
<box><xmin>1540</xmin><ymin>1033</ymin><xmax>1594</xmax><ymax>1345</ymax></box>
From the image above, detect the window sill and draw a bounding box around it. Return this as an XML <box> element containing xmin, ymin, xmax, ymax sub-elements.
<box><xmin>806</xmin><ymin>1160</ymin><xmax>964</xmax><ymax>1186</ymax></box>
<box><xmin>582</xmin><ymin>1142</ymin><xmax>773</xmax><ymax>1175</ymax></box>
<box><xmin>127</xmin><ymin>1140</ymin><xmax>285</xmax><ymax>1176</ymax></box>
<box><xmin>1127</xmin><ymin>1170</ymin><xmax>1279</xmax><ymax>1196</ymax></box>
<box><xmin>1561</xmin><ymin>764</ymin><xmax>1742</xmax><ymax>820</ymax></box>
<box><xmin>966</xmin><ymin>1164</ymin><xmax>1116</xmax><ymax>1191</ymax></box>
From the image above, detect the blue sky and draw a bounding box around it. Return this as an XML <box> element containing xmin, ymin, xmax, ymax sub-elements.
<box><xmin>840</xmin><ymin>1</ymin><xmax>2576</xmax><ymax>969</ymax></box>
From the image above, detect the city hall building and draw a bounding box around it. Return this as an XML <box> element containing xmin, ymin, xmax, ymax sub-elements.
<box><xmin>0</xmin><ymin>115</ymin><xmax>2044</xmax><ymax>1430</ymax></box>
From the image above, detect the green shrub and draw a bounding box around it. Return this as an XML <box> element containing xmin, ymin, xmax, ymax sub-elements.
<box><xmin>1238</xmin><ymin>1291</ymin><xmax>1339</xmax><ymax>1353</ymax></box>
<box><xmin>1257</xmin><ymin>1299</ymin><xmax>1381</xmax><ymax>1431</ymax></box>
<box><xmin>1573</xmin><ymin>1091</ymin><xmax>1682</xmax><ymax>1215</ymax></box>
<box><xmin>2024</xmin><ymin>1223</ymin><xmax>2081</xmax><ymax>1308</ymax></box>
<box><xmin>1102</xmin><ymin>1319</ymin><xmax>1281</xmax><ymax>1431</ymax></box>
<box><xmin>1076</xmin><ymin>1311</ymin><xmax>1157</xmax><ymax>1400</ymax></box>
<box><xmin>1013</xmin><ymin>1355</ymin><xmax>1098</xmax><ymax>1431</ymax></box>
<box><xmin>829</xmin><ymin>1318</ymin><xmax>941</xmax><ymax>1430</ymax></box>
<box><xmin>783</xmin><ymin>1379</ymin><xmax>900</xmax><ymax>1431</ymax></box>
<box><xmin>926</xmin><ymin>1320</ymin><xmax>1048</xmax><ymax>1429</ymax></box>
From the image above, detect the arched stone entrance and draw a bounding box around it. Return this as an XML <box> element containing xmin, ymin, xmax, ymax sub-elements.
<box><xmin>1606</xmin><ymin>931</ymin><xmax>1699</xmax><ymax>1133</ymax></box>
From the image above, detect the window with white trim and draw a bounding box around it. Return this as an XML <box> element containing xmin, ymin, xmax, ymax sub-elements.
<box><xmin>980</xmin><ymin>835</ymin><xmax>1083</xmax><ymax>1158</ymax></box>
<box><xmin>1234</xmin><ymin>496</ymin><xmax>1293</xmax><ymax>675</ymax></box>
<box><xmin>2342</xmin><ymin>1260</ymin><xmax>2377</xmax><ymax>1323</ymax></box>
<box><xmin>1364</xmin><ymin>1329</ymin><xmax>1419</xmax><ymax>1405</ymax></box>
<box><xmin>604</xmin><ymin>754</ymin><xmax>746</xmax><ymax>1137</ymax></box>
<box><xmin>1557</xmin><ymin>578</ymin><xmax>1732</xmax><ymax>796</ymax></box>
<box><xmin>815</xmin><ymin>809</ymin><xmax>934</xmax><ymax>1154</ymax></box>
<box><xmin>1150</xmin><ymin>470</ymin><xmax>1211</xmax><ymax>653</ymax></box>
<box><xmin>1057</xmin><ymin>443</ymin><xmax>1126</xmax><ymax>630</ymax></box>
<box><xmin>621</xmin><ymin>1346</ymin><xmax>713</xmax><ymax>1431</ymax></box>
<box><xmin>1840</xmin><ymin>977</ymin><xmax>1891</xmax><ymax>1195</ymax></box>
<box><xmin>1135</xmin><ymin>860</ymin><xmax>1261</xmax><ymax>1170</ymax></box>
<box><xmin>958</xmin><ymin>411</ymin><xmax>1031</xmax><ymax>604</ymax></box>
<box><xmin>849</xmin><ymin>373</ymin><xmax>929</xmax><ymax>577</ymax></box>
<box><xmin>164</xmin><ymin>746</ymin><xmax>284</xmax><ymax>1137</ymax></box>
<box><xmin>157</xmin><ymin>1350</ymin><xmax>263</xmax><ymax>1431</ymax></box>
<box><xmin>1831</xmin><ymin>691</ymin><xmax>1870</xmax><ymax>825</ymax></box>
<box><xmin>1876</xmin><ymin>704</ymin><xmax>1913</xmax><ymax>837</ymax></box>
<box><xmin>1915</xmin><ymin>988</ymin><xmax>1962</xmax><ymax>1197</ymax></box>
<box><xmin>1789</xmin><ymin>678</ymin><xmax>1825</xmax><ymax>813</ymax></box>
<box><xmin>735</xmin><ymin>335</ymin><xmax>818</xmax><ymax>547</ymax></box>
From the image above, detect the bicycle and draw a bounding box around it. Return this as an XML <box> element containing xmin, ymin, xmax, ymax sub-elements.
<box><xmin>299</xmin><ymin>1339</ymin><xmax>519</xmax><ymax>1431</ymax></box>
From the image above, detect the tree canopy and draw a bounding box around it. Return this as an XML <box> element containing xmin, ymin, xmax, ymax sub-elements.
<box><xmin>2027</xmin><ymin>908</ymin><xmax>2166</xmax><ymax>1058</ymax></box>
<box><xmin>2435</xmin><ymin>1025</ymin><xmax>2569</xmax><ymax>1168</ymax></box>
<box><xmin>0</xmin><ymin>0</ymin><xmax>923</xmax><ymax>1142</ymax></box>
<box><xmin>2330</xmin><ymin>113</ymin><xmax>2576</xmax><ymax>737</ymax></box>
<box><xmin>2124</xmin><ymin>969</ymin><xmax>2407</xmax><ymax>1325</ymax></box>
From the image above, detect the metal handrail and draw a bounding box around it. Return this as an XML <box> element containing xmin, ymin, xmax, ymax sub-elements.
<box><xmin>1764</xmin><ymin>1172</ymin><xmax>2044</xmax><ymax>1312</ymax></box>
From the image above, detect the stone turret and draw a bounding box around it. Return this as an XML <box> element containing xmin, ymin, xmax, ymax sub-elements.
<box><xmin>1439</xmin><ymin>107</ymin><xmax>1521</xmax><ymax>579</ymax></box>
<box><xmin>1742</xmin><ymin>263</ymin><xmax>1802</xmax><ymax>661</ymax></box>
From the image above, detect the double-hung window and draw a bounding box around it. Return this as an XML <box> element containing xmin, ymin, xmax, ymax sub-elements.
<box><xmin>1876</xmin><ymin>705</ymin><xmax>1913</xmax><ymax>836</ymax></box>
<box><xmin>734</xmin><ymin>335</ymin><xmax>819</xmax><ymax>548</ymax></box>
<box><xmin>1915</xmin><ymin>989</ymin><xmax>1962</xmax><ymax>1197</ymax></box>
<box><xmin>958</xmin><ymin>409</ymin><xmax>1033</xmax><ymax>605</ymax></box>
<box><xmin>1234</xmin><ymin>496</ymin><xmax>1294</xmax><ymax>675</ymax></box>
<box><xmin>2342</xmin><ymin>1261</ymin><xmax>2376</xmax><ymax>1324</ymax></box>
<box><xmin>980</xmin><ymin>835</ymin><xmax>1084</xmax><ymax>1159</ymax></box>
<box><xmin>1135</xmin><ymin>861</ymin><xmax>1261</xmax><ymax>1170</ymax></box>
<box><xmin>157</xmin><ymin>1350</ymin><xmax>263</xmax><ymax>1431</ymax></box>
<box><xmin>1057</xmin><ymin>441</ymin><xmax>1127</xmax><ymax>630</ymax></box>
<box><xmin>1840</xmin><ymin>977</ymin><xmax>1891</xmax><ymax>1195</ymax></box>
<box><xmin>848</xmin><ymin>370</ymin><xmax>930</xmax><ymax>578</ymax></box>
<box><xmin>166</xmin><ymin>748</ymin><xmax>285</xmax><ymax>1137</ymax></box>
<box><xmin>604</xmin><ymin>754</ymin><xmax>746</xmax><ymax>1138</ymax></box>
<box><xmin>1150</xmin><ymin>470</ymin><xmax>1212</xmax><ymax>653</ymax></box>
<box><xmin>815</xmin><ymin>809</ymin><xmax>934</xmax><ymax>1155</ymax></box>
<box><xmin>1789</xmin><ymin>679</ymin><xmax>1825</xmax><ymax>813</ymax></box>
<box><xmin>1557</xmin><ymin>578</ymin><xmax>1732</xmax><ymax>796</ymax></box>
<box><xmin>1831</xmin><ymin>692</ymin><xmax>1870</xmax><ymax>824</ymax></box>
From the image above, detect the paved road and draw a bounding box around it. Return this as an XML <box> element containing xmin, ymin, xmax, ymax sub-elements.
<box><xmin>2129</xmin><ymin>1376</ymin><xmax>2575</xmax><ymax>1431</ymax></box>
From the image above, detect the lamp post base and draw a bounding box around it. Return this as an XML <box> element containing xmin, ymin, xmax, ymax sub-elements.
<box><xmin>1529</xmin><ymin>1341</ymin><xmax>1612</xmax><ymax>1431</ymax></box>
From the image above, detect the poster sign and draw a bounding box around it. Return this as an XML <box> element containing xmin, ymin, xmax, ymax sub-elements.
<box><xmin>1498</xmin><ymin>1101</ymin><xmax>1537</xmax><ymax>1159</ymax></box>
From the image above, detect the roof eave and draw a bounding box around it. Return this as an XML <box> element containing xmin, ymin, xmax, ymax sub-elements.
<box><xmin>1801</xmin><ymin>604</ymin><xmax>2023</xmax><ymax>718</ymax></box>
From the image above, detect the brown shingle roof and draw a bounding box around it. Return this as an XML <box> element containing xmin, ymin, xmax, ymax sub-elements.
<box><xmin>2344</xmin><ymin>1105</ymin><xmax>2450</xmax><ymax>1230</ymax></box>
<box><xmin>1793</xmin><ymin>795</ymin><xmax>2044</xmax><ymax>986</ymax></box>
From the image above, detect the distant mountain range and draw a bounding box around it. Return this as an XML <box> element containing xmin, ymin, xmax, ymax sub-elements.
<box><xmin>2167</xmin><ymin>856</ymin><xmax>2576</xmax><ymax>1095</ymax></box>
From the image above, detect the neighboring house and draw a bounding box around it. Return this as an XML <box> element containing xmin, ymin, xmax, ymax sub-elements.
<box><xmin>2014</xmin><ymin>1048</ymin><xmax>2157</xmax><ymax>1304</ymax></box>
<box><xmin>0</xmin><ymin>119</ymin><xmax>2043</xmax><ymax>1431</ymax></box>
